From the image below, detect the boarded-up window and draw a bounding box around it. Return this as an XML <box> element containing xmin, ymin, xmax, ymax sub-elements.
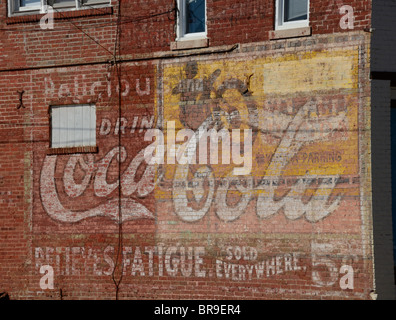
<box><xmin>51</xmin><ymin>104</ymin><xmax>96</xmax><ymax>148</ymax></box>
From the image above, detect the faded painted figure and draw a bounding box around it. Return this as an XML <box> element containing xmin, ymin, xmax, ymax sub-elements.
<box><xmin>172</xmin><ymin>61</ymin><xmax>221</xmax><ymax>130</ymax></box>
<box><xmin>39</xmin><ymin>55</ymin><xmax>352</xmax><ymax>226</ymax></box>
<box><xmin>171</xmin><ymin>62</ymin><xmax>348</xmax><ymax>223</ymax></box>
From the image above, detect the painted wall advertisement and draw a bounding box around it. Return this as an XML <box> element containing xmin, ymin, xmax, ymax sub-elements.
<box><xmin>33</xmin><ymin>47</ymin><xmax>372</xmax><ymax>299</ymax></box>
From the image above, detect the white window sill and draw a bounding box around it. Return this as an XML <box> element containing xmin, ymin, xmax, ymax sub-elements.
<box><xmin>171</xmin><ymin>38</ymin><xmax>209</xmax><ymax>51</ymax></box>
<box><xmin>269</xmin><ymin>26</ymin><xmax>311</xmax><ymax>40</ymax></box>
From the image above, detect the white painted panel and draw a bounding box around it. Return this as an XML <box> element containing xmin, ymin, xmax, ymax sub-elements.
<box><xmin>89</xmin><ymin>105</ymin><xmax>96</xmax><ymax>146</ymax></box>
<box><xmin>51</xmin><ymin>107</ymin><xmax>60</xmax><ymax>148</ymax></box>
<box><xmin>82</xmin><ymin>104</ymin><xmax>90</xmax><ymax>146</ymax></box>
<box><xmin>51</xmin><ymin>104</ymin><xmax>96</xmax><ymax>148</ymax></box>
<box><xmin>67</xmin><ymin>106</ymin><xmax>75</xmax><ymax>147</ymax></box>
<box><xmin>59</xmin><ymin>106</ymin><xmax>69</xmax><ymax>147</ymax></box>
<box><xmin>74</xmin><ymin>105</ymin><xmax>83</xmax><ymax>147</ymax></box>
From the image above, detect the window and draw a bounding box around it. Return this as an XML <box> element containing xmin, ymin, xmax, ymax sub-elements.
<box><xmin>8</xmin><ymin>0</ymin><xmax>110</xmax><ymax>16</ymax></box>
<box><xmin>276</xmin><ymin>0</ymin><xmax>309</xmax><ymax>30</ymax></box>
<box><xmin>18</xmin><ymin>0</ymin><xmax>41</xmax><ymax>11</ymax></box>
<box><xmin>177</xmin><ymin>0</ymin><xmax>207</xmax><ymax>40</ymax></box>
<box><xmin>50</xmin><ymin>104</ymin><xmax>96</xmax><ymax>149</ymax></box>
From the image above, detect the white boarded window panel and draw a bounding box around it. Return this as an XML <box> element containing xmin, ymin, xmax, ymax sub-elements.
<box><xmin>90</xmin><ymin>105</ymin><xmax>96</xmax><ymax>145</ymax></box>
<box><xmin>51</xmin><ymin>106</ymin><xmax>59</xmax><ymax>148</ymax></box>
<box><xmin>51</xmin><ymin>104</ymin><xmax>96</xmax><ymax>148</ymax></box>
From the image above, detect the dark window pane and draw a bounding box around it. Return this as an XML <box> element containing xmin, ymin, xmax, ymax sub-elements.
<box><xmin>284</xmin><ymin>0</ymin><xmax>308</xmax><ymax>22</ymax></box>
<box><xmin>20</xmin><ymin>0</ymin><xmax>40</xmax><ymax>7</ymax></box>
<box><xmin>186</xmin><ymin>0</ymin><xmax>205</xmax><ymax>34</ymax></box>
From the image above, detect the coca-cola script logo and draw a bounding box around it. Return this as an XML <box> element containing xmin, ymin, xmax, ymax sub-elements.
<box><xmin>40</xmin><ymin>147</ymin><xmax>156</xmax><ymax>223</ymax></box>
<box><xmin>171</xmin><ymin>100</ymin><xmax>347</xmax><ymax>223</ymax></box>
<box><xmin>40</xmin><ymin>98</ymin><xmax>348</xmax><ymax>224</ymax></box>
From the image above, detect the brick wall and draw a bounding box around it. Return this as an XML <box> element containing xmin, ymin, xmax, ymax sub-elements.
<box><xmin>0</xmin><ymin>0</ymin><xmax>372</xmax><ymax>68</ymax></box>
<box><xmin>0</xmin><ymin>0</ymin><xmax>377</xmax><ymax>300</ymax></box>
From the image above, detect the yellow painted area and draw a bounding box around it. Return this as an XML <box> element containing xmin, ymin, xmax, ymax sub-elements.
<box><xmin>262</xmin><ymin>51</ymin><xmax>358</xmax><ymax>95</ymax></box>
<box><xmin>160</xmin><ymin>48</ymin><xmax>360</xmax><ymax>181</ymax></box>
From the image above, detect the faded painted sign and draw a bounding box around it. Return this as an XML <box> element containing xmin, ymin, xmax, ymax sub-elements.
<box><xmin>158</xmin><ymin>49</ymin><xmax>359</xmax><ymax>231</ymax></box>
<box><xmin>33</xmin><ymin>47</ymin><xmax>371</xmax><ymax>298</ymax></box>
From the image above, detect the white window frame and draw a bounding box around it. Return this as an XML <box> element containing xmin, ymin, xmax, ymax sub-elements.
<box><xmin>8</xmin><ymin>0</ymin><xmax>110</xmax><ymax>16</ymax></box>
<box><xmin>50</xmin><ymin>104</ymin><xmax>96</xmax><ymax>149</ymax></box>
<box><xmin>177</xmin><ymin>0</ymin><xmax>207</xmax><ymax>41</ymax></box>
<box><xmin>275</xmin><ymin>0</ymin><xmax>310</xmax><ymax>30</ymax></box>
<box><xmin>9</xmin><ymin>0</ymin><xmax>43</xmax><ymax>14</ymax></box>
